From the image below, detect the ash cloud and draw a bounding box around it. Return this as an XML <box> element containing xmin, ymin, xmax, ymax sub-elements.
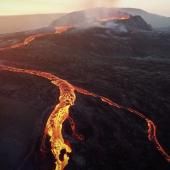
<box><xmin>82</xmin><ymin>0</ymin><xmax>118</xmax><ymax>8</ymax></box>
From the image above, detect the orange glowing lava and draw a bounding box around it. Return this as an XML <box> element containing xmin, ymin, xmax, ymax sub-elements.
<box><xmin>0</xmin><ymin>33</ymin><xmax>48</xmax><ymax>51</ymax></box>
<box><xmin>0</xmin><ymin>65</ymin><xmax>76</xmax><ymax>170</ymax></box>
<box><xmin>0</xmin><ymin>26</ymin><xmax>72</xmax><ymax>52</ymax></box>
<box><xmin>55</xmin><ymin>26</ymin><xmax>73</xmax><ymax>34</ymax></box>
<box><xmin>97</xmin><ymin>15</ymin><xmax>130</xmax><ymax>22</ymax></box>
<box><xmin>75</xmin><ymin>86</ymin><xmax>170</xmax><ymax>163</ymax></box>
<box><xmin>0</xmin><ymin>24</ymin><xmax>169</xmax><ymax>170</ymax></box>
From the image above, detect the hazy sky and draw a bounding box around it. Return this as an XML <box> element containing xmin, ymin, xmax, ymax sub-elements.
<box><xmin>0</xmin><ymin>0</ymin><xmax>169</xmax><ymax>16</ymax></box>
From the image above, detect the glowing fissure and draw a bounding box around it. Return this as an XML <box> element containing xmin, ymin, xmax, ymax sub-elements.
<box><xmin>0</xmin><ymin>64</ymin><xmax>76</xmax><ymax>170</ymax></box>
<box><xmin>75</xmin><ymin>86</ymin><xmax>170</xmax><ymax>162</ymax></box>
<box><xmin>55</xmin><ymin>26</ymin><xmax>73</xmax><ymax>34</ymax></box>
<box><xmin>98</xmin><ymin>16</ymin><xmax>130</xmax><ymax>22</ymax></box>
<box><xmin>0</xmin><ymin>25</ymin><xmax>169</xmax><ymax>170</ymax></box>
<box><xmin>0</xmin><ymin>33</ymin><xmax>48</xmax><ymax>52</ymax></box>
<box><xmin>0</xmin><ymin>26</ymin><xmax>72</xmax><ymax>52</ymax></box>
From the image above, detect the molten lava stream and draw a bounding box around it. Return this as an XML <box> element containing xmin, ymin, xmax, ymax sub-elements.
<box><xmin>55</xmin><ymin>26</ymin><xmax>73</xmax><ymax>34</ymax></box>
<box><xmin>0</xmin><ymin>26</ymin><xmax>72</xmax><ymax>52</ymax></box>
<box><xmin>75</xmin><ymin>86</ymin><xmax>170</xmax><ymax>163</ymax></box>
<box><xmin>0</xmin><ymin>65</ymin><xmax>77</xmax><ymax>170</ymax></box>
<box><xmin>97</xmin><ymin>15</ymin><xmax>130</xmax><ymax>22</ymax></box>
<box><xmin>0</xmin><ymin>64</ymin><xmax>170</xmax><ymax>170</ymax></box>
<box><xmin>0</xmin><ymin>26</ymin><xmax>75</xmax><ymax>170</ymax></box>
<box><xmin>0</xmin><ymin>24</ymin><xmax>169</xmax><ymax>170</ymax></box>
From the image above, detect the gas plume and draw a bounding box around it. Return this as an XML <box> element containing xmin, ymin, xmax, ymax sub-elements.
<box><xmin>82</xmin><ymin>0</ymin><xmax>118</xmax><ymax>8</ymax></box>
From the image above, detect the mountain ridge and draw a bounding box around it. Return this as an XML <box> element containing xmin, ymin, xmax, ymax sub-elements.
<box><xmin>0</xmin><ymin>7</ymin><xmax>170</xmax><ymax>34</ymax></box>
<box><xmin>51</xmin><ymin>7</ymin><xmax>170</xmax><ymax>29</ymax></box>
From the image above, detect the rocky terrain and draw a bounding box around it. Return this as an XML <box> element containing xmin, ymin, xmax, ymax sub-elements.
<box><xmin>0</xmin><ymin>9</ymin><xmax>170</xmax><ymax>170</ymax></box>
<box><xmin>0</xmin><ymin>70</ymin><xmax>58</xmax><ymax>170</ymax></box>
<box><xmin>100</xmin><ymin>15</ymin><xmax>152</xmax><ymax>32</ymax></box>
<box><xmin>1</xmin><ymin>7</ymin><xmax>170</xmax><ymax>35</ymax></box>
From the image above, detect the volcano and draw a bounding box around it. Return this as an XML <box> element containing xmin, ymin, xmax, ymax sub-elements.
<box><xmin>50</xmin><ymin>8</ymin><xmax>130</xmax><ymax>27</ymax></box>
<box><xmin>51</xmin><ymin>8</ymin><xmax>152</xmax><ymax>33</ymax></box>
<box><xmin>0</xmin><ymin>6</ymin><xmax>170</xmax><ymax>170</ymax></box>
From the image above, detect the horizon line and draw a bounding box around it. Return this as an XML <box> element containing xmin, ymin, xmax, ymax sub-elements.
<box><xmin>0</xmin><ymin>7</ymin><xmax>169</xmax><ymax>18</ymax></box>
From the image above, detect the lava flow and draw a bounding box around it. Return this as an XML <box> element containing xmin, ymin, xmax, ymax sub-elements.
<box><xmin>75</xmin><ymin>86</ymin><xmax>170</xmax><ymax>163</ymax></box>
<box><xmin>0</xmin><ymin>24</ymin><xmax>170</xmax><ymax>170</ymax></box>
<box><xmin>55</xmin><ymin>26</ymin><xmax>73</xmax><ymax>34</ymax></box>
<box><xmin>98</xmin><ymin>15</ymin><xmax>130</xmax><ymax>22</ymax></box>
<box><xmin>1</xmin><ymin>64</ymin><xmax>170</xmax><ymax>170</ymax></box>
<box><xmin>0</xmin><ymin>33</ymin><xmax>48</xmax><ymax>52</ymax></box>
<box><xmin>0</xmin><ymin>26</ymin><xmax>75</xmax><ymax>170</ymax></box>
<box><xmin>0</xmin><ymin>26</ymin><xmax>72</xmax><ymax>52</ymax></box>
<box><xmin>0</xmin><ymin>64</ymin><xmax>76</xmax><ymax>170</ymax></box>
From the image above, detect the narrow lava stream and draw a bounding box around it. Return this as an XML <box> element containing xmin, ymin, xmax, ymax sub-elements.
<box><xmin>0</xmin><ymin>27</ymin><xmax>169</xmax><ymax>170</ymax></box>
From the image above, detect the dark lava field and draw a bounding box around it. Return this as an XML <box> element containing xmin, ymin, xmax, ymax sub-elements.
<box><xmin>0</xmin><ymin>20</ymin><xmax>170</xmax><ymax>170</ymax></box>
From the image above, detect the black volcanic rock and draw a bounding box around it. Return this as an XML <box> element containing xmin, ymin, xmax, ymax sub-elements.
<box><xmin>101</xmin><ymin>15</ymin><xmax>152</xmax><ymax>32</ymax></box>
<box><xmin>117</xmin><ymin>16</ymin><xmax>152</xmax><ymax>31</ymax></box>
<box><xmin>120</xmin><ymin>8</ymin><xmax>170</xmax><ymax>28</ymax></box>
<box><xmin>0</xmin><ymin>15</ymin><xmax>170</xmax><ymax>170</ymax></box>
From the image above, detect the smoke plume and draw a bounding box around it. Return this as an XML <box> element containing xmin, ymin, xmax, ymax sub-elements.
<box><xmin>82</xmin><ymin>0</ymin><xmax>118</xmax><ymax>8</ymax></box>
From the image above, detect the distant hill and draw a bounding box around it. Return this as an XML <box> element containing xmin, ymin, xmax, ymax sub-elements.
<box><xmin>1</xmin><ymin>8</ymin><xmax>169</xmax><ymax>35</ymax></box>
<box><xmin>51</xmin><ymin>8</ymin><xmax>170</xmax><ymax>29</ymax></box>
<box><xmin>0</xmin><ymin>13</ymin><xmax>64</xmax><ymax>34</ymax></box>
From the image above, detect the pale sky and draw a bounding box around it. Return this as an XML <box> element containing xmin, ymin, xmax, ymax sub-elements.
<box><xmin>0</xmin><ymin>0</ymin><xmax>170</xmax><ymax>16</ymax></box>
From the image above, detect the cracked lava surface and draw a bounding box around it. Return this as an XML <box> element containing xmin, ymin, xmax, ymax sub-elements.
<box><xmin>0</xmin><ymin>27</ymin><xmax>169</xmax><ymax>170</ymax></box>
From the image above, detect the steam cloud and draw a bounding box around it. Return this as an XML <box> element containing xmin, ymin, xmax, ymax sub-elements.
<box><xmin>82</xmin><ymin>0</ymin><xmax>118</xmax><ymax>8</ymax></box>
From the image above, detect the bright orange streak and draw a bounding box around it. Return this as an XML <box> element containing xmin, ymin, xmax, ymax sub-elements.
<box><xmin>147</xmin><ymin>119</ymin><xmax>170</xmax><ymax>162</ymax></box>
<box><xmin>75</xmin><ymin>86</ymin><xmax>170</xmax><ymax>162</ymax></box>
<box><xmin>55</xmin><ymin>26</ymin><xmax>73</xmax><ymax>34</ymax></box>
<box><xmin>0</xmin><ymin>23</ymin><xmax>169</xmax><ymax>170</ymax></box>
<box><xmin>68</xmin><ymin>116</ymin><xmax>84</xmax><ymax>141</ymax></box>
<box><xmin>0</xmin><ymin>65</ymin><xmax>76</xmax><ymax>170</ymax></box>
<box><xmin>98</xmin><ymin>16</ymin><xmax>130</xmax><ymax>22</ymax></box>
<box><xmin>1</xmin><ymin>64</ymin><xmax>169</xmax><ymax>168</ymax></box>
<box><xmin>0</xmin><ymin>33</ymin><xmax>48</xmax><ymax>51</ymax></box>
<box><xmin>0</xmin><ymin>26</ymin><xmax>72</xmax><ymax>52</ymax></box>
<box><xmin>0</xmin><ymin>26</ymin><xmax>74</xmax><ymax>170</ymax></box>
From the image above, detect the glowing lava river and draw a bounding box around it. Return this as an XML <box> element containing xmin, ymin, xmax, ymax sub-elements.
<box><xmin>0</xmin><ymin>27</ymin><xmax>170</xmax><ymax>170</ymax></box>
